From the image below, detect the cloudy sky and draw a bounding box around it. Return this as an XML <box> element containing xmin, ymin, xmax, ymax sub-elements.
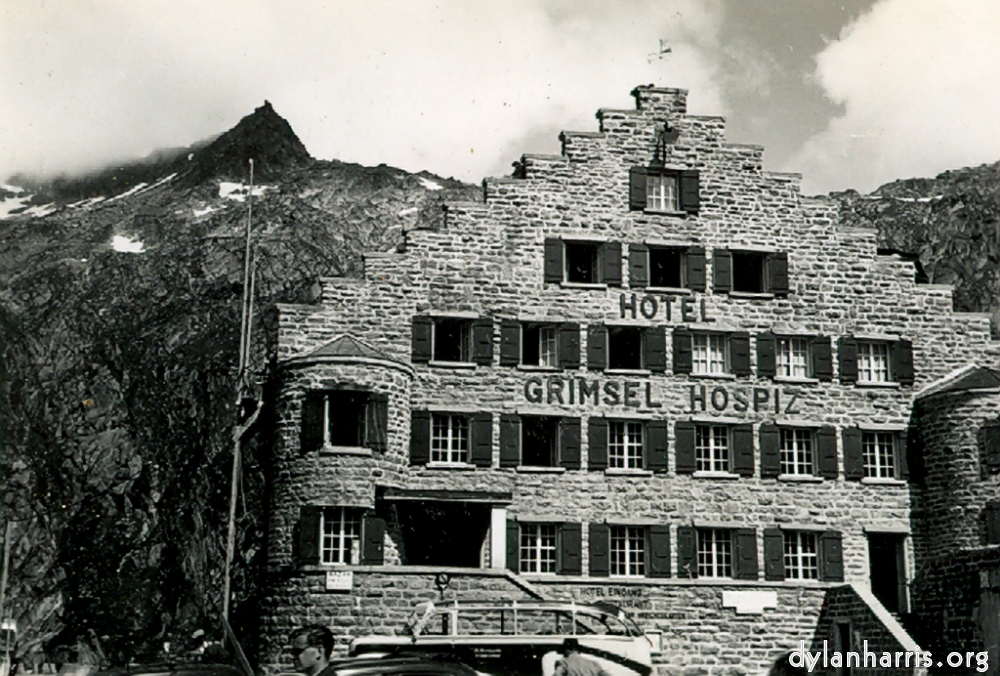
<box><xmin>2</xmin><ymin>0</ymin><xmax>999</xmax><ymax>195</ymax></box>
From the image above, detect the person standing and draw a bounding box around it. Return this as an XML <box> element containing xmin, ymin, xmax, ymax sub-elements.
<box><xmin>288</xmin><ymin>625</ymin><xmax>336</xmax><ymax>676</ymax></box>
<box><xmin>553</xmin><ymin>639</ymin><xmax>610</xmax><ymax>676</ymax></box>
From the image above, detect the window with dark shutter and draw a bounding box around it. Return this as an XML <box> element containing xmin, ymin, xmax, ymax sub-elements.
<box><xmin>768</xmin><ymin>252</ymin><xmax>789</xmax><ymax>296</ymax></box>
<box><xmin>763</xmin><ymin>528</ymin><xmax>785</xmax><ymax>581</ymax></box>
<box><xmin>410</xmin><ymin>410</ymin><xmax>431</xmax><ymax>465</ymax></box>
<box><xmin>675</xmin><ymin>420</ymin><xmax>696</xmax><ymax>474</ymax></box>
<box><xmin>729</xmin><ymin>333</ymin><xmax>751</xmax><ymax>377</ymax></box>
<box><xmin>628</xmin><ymin>167</ymin><xmax>648</xmax><ymax>211</ymax></box>
<box><xmin>506</xmin><ymin>519</ymin><xmax>519</xmax><ymax>572</ymax></box>
<box><xmin>646</xmin><ymin>420</ymin><xmax>669</xmax><ymax>473</ymax></box>
<box><xmin>713</xmin><ymin>250</ymin><xmax>732</xmax><ymax>293</ymax></box>
<box><xmin>500</xmin><ymin>414</ymin><xmax>520</xmax><ymax>468</ymax></box>
<box><xmin>842</xmin><ymin>427</ymin><xmax>864</xmax><ymax>480</ymax></box>
<box><xmin>472</xmin><ymin>317</ymin><xmax>494</xmax><ymax>365</ymax></box>
<box><xmin>362</xmin><ymin>516</ymin><xmax>386</xmax><ymax>565</ymax></box>
<box><xmin>817</xmin><ymin>426</ymin><xmax>838</xmax><ymax>479</ymax></box>
<box><xmin>608</xmin><ymin>326</ymin><xmax>642</xmax><ymax>370</ymax></box>
<box><xmin>812</xmin><ymin>336</ymin><xmax>833</xmax><ymax>381</ymax></box>
<box><xmin>759</xmin><ymin>423</ymin><xmax>781</xmax><ymax>478</ymax></box>
<box><xmin>819</xmin><ymin>531</ymin><xmax>844</xmax><ymax>582</ymax></box>
<box><xmin>297</xmin><ymin>506</ymin><xmax>322</xmax><ymax>566</ymax></box>
<box><xmin>628</xmin><ymin>243</ymin><xmax>649</xmax><ymax>288</ymax></box>
<box><xmin>983</xmin><ymin>422</ymin><xmax>1000</xmax><ymax>474</ymax></box>
<box><xmin>587</xmin><ymin>325</ymin><xmax>608</xmax><ymax>370</ymax></box>
<box><xmin>560</xmin><ymin>418</ymin><xmax>582</xmax><ymax>469</ymax></box>
<box><xmin>672</xmin><ymin>327</ymin><xmax>693</xmax><ymax>375</ymax></box>
<box><xmin>677</xmin><ymin>526</ymin><xmax>697</xmax><ymax>578</ymax></box>
<box><xmin>679</xmin><ymin>170</ymin><xmax>700</xmax><ymax>214</ymax></box>
<box><xmin>648</xmin><ymin>525</ymin><xmax>671</xmax><ymax>578</ymax></box>
<box><xmin>500</xmin><ymin>320</ymin><xmax>520</xmax><ymax>366</ymax></box>
<box><xmin>301</xmin><ymin>393</ymin><xmax>325</xmax><ymax>452</ymax></box>
<box><xmin>686</xmin><ymin>247</ymin><xmax>707</xmax><ymax>291</ymax></box>
<box><xmin>757</xmin><ymin>333</ymin><xmax>776</xmax><ymax>379</ymax></box>
<box><xmin>732</xmin><ymin>423</ymin><xmax>755</xmax><ymax>477</ymax></box>
<box><xmin>838</xmin><ymin>337</ymin><xmax>859</xmax><ymax>384</ymax></box>
<box><xmin>985</xmin><ymin>501</ymin><xmax>1000</xmax><ymax>545</ymax></box>
<box><xmin>588</xmin><ymin>417</ymin><xmax>608</xmax><ymax>471</ymax></box>
<box><xmin>544</xmin><ymin>238</ymin><xmax>563</xmax><ymax>283</ymax></box>
<box><xmin>364</xmin><ymin>394</ymin><xmax>388</xmax><ymax>452</ymax></box>
<box><xmin>565</xmin><ymin>241</ymin><xmax>602</xmax><ymax>284</ymax></box>
<box><xmin>559</xmin><ymin>323</ymin><xmax>581</xmax><ymax>369</ymax></box>
<box><xmin>470</xmin><ymin>413</ymin><xmax>493</xmax><ymax>467</ymax></box>
<box><xmin>559</xmin><ymin>523</ymin><xmax>582</xmax><ymax>575</ymax></box>
<box><xmin>411</xmin><ymin>315</ymin><xmax>433</xmax><ymax>363</ymax></box>
<box><xmin>643</xmin><ymin>326</ymin><xmax>667</xmax><ymax>373</ymax></box>
<box><xmin>734</xmin><ymin>529</ymin><xmax>758</xmax><ymax>580</ymax></box>
<box><xmin>891</xmin><ymin>340</ymin><xmax>914</xmax><ymax>385</ymax></box>
<box><xmin>602</xmin><ymin>242</ymin><xmax>623</xmax><ymax>287</ymax></box>
<box><xmin>589</xmin><ymin>523</ymin><xmax>610</xmax><ymax>577</ymax></box>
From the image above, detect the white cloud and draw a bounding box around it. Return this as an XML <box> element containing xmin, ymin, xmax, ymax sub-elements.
<box><xmin>787</xmin><ymin>0</ymin><xmax>1000</xmax><ymax>194</ymax></box>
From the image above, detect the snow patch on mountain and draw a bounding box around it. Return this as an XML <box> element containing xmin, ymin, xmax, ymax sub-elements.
<box><xmin>112</xmin><ymin>235</ymin><xmax>145</xmax><ymax>253</ymax></box>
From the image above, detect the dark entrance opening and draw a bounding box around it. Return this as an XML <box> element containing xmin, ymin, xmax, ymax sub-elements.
<box><xmin>396</xmin><ymin>500</ymin><xmax>491</xmax><ymax>567</ymax></box>
<box><xmin>867</xmin><ymin>533</ymin><xmax>907</xmax><ymax>613</ymax></box>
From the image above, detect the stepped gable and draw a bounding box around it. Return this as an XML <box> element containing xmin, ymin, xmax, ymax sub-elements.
<box><xmin>178</xmin><ymin>101</ymin><xmax>313</xmax><ymax>186</ymax></box>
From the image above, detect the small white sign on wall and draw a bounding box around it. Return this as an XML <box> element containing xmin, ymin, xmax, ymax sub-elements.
<box><xmin>325</xmin><ymin>570</ymin><xmax>354</xmax><ymax>592</ymax></box>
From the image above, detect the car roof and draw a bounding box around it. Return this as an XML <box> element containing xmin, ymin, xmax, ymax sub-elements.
<box><xmin>95</xmin><ymin>663</ymin><xmax>244</xmax><ymax>676</ymax></box>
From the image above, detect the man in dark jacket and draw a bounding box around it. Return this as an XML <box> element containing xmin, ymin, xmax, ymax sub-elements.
<box><xmin>288</xmin><ymin>625</ymin><xmax>335</xmax><ymax>676</ymax></box>
<box><xmin>553</xmin><ymin>639</ymin><xmax>609</xmax><ymax>676</ymax></box>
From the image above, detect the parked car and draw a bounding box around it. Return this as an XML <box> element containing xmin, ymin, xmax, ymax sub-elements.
<box><xmin>319</xmin><ymin>655</ymin><xmax>481</xmax><ymax>676</ymax></box>
<box><xmin>94</xmin><ymin>663</ymin><xmax>245</xmax><ymax>676</ymax></box>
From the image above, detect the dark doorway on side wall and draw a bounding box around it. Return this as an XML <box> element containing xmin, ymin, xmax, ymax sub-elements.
<box><xmin>396</xmin><ymin>501</ymin><xmax>491</xmax><ymax>567</ymax></box>
<box><xmin>867</xmin><ymin>532</ymin><xmax>908</xmax><ymax>613</ymax></box>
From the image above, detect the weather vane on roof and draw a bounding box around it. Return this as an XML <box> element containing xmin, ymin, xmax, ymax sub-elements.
<box><xmin>648</xmin><ymin>39</ymin><xmax>672</xmax><ymax>63</ymax></box>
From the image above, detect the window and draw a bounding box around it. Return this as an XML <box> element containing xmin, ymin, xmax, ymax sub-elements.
<box><xmin>431</xmin><ymin>413</ymin><xmax>469</xmax><ymax>463</ymax></box>
<box><xmin>543</xmin><ymin>239</ymin><xmax>622</xmax><ymax>286</ymax></box>
<box><xmin>587</xmin><ymin>325</ymin><xmax>667</xmax><ymax>373</ymax></box>
<box><xmin>433</xmin><ymin>317</ymin><xmax>471</xmax><ymax>362</ymax></box>
<box><xmin>713</xmin><ymin>249</ymin><xmax>789</xmax><ymax>296</ymax></box>
<box><xmin>857</xmin><ymin>342</ymin><xmax>890</xmax><ymax>383</ymax></box>
<box><xmin>692</xmin><ymin>333</ymin><xmax>728</xmax><ymax>375</ymax></box>
<box><xmin>783</xmin><ymin>531</ymin><xmax>819</xmax><ymax>580</ymax></box>
<box><xmin>780</xmin><ymin>428</ymin><xmax>815</xmax><ymax>476</ymax></box>
<box><xmin>697</xmin><ymin>528</ymin><xmax>733</xmax><ymax>578</ymax></box>
<box><xmin>521</xmin><ymin>415</ymin><xmax>559</xmax><ymax>466</ymax></box>
<box><xmin>610</xmin><ymin>525</ymin><xmax>646</xmax><ymax>577</ymax></box>
<box><xmin>321</xmin><ymin>507</ymin><xmax>362</xmax><ymax>565</ymax></box>
<box><xmin>411</xmin><ymin>315</ymin><xmax>493</xmax><ymax>365</ymax></box>
<box><xmin>524</xmin><ymin>324</ymin><xmax>558</xmax><ymax>367</ymax></box>
<box><xmin>519</xmin><ymin>523</ymin><xmax>557</xmax><ymax>574</ymax></box>
<box><xmin>628</xmin><ymin>244</ymin><xmax>706</xmax><ymax>291</ymax></box>
<box><xmin>777</xmin><ymin>337</ymin><xmax>811</xmax><ymax>379</ymax></box>
<box><xmin>695</xmin><ymin>424</ymin><xmax>730</xmax><ymax>473</ymax></box>
<box><xmin>628</xmin><ymin>166</ymin><xmax>699</xmax><ymax>214</ymax></box>
<box><xmin>301</xmin><ymin>390</ymin><xmax>388</xmax><ymax>452</ymax></box>
<box><xmin>500</xmin><ymin>321</ymin><xmax>580</xmax><ymax>370</ymax></box>
<box><xmin>608</xmin><ymin>326</ymin><xmax>642</xmax><ymax>370</ymax></box>
<box><xmin>608</xmin><ymin>420</ymin><xmax>644</xmax><ymax>469</ymax></box>
<box><xmin>499</xmin><ymin>414</ymin><xmax>581</xmax><ymax>470</ymax></box>
<box><xmin>863</xmin><ymin>431</ymin><xmax>896</xmax><ymax>479</ymax></box>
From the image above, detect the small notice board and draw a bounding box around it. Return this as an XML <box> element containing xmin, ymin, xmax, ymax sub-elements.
<box><xmin>325</xmin><ymin>570</ymin><xmax>353</xmax><ymax>592</ymax></box>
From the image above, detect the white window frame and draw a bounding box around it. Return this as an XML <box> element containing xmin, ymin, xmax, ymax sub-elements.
<box><xmin>783</xmin><ymin>530</ymin><xmax>819</xmax><ymax>580</ymax></box>
<box><xmin>692</xmin><ymin>333</ymin><xmax>728</xmax><ymax>375</ymax></box>
<box><xmin>695</xmin><ymin>424</ymin><xmax>730</xmax><ymax>473</ymax></box>
<box><xmin>522</xmin><ymin>324</ymin><xmax>558</xmax><ymax>368</ymax></box>
<box><xmin>780</xmin><ymin>427</ymin><xmax>815</xmax><ymax>476</ymax></box>
<box><xmin>519</xmin><ymin>523</ymin><xmax>557</xmax><ymax>574</ymax></box>
<box><xmin>321</xmin><ymin>507</ymin><xmax>361</xmax><ymax>565</ymax></box>
<box><xmin>646</xmin><ymin>173</ymin><xmax>679</xmax><ymax>212</ymax></box>
<box><xmin>857</xmin><ymin>341</ymin><xmax>891</xmax><ymax>383</ymax></box>
<box><xmin>697</xmin><ymin>528</ymin><xmax>733</xmax><ymax>579</ymax></box>
<box><xmin>863</xmin><ymin>431</ymin><xmax>897</xmax><ymax>479</ymax></box>
<box><xmin>432</xmin><ymin>317</ymin><xmax>473</xmax><ymax>363</ymax></box>
<box><xmin>776</xmin><ymin>337</ymin><xmax>811</xmax><ymax>379</ymax></box>
<box><xmin>431</xmin><ymin>413</ymin><xmax>469</xmax><ymax>464</ymax></box>
<box><xmin>610</xmin><ymin>525</ymin><xmax>646</xmax><ymax>577</ymax></box>
<box><xmin>609</xmin><ymin>420</ymin><xmax>644</xmax><ymax>470</ymax></box>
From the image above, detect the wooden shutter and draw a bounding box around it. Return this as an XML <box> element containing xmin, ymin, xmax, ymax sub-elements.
<box><xmin>544</xmin><ymin>238</ymin><xmax>564</xmax><ymax>283</ymax></box>
<box><xmin>680</xmin><ymin>170</ymin><xmax>700</xmax><ymax>214</ymax></box>
<box><xmin>812</xmin><ymin>336</ymin><xmax>833</xmax><ymax>381</ymax></box>
<box><xmin>896</xmin><ymin>432</ymin><xmax>909</xmax><ymax>480</ymax></box>
<box><xmin>588</xmin><ymin>417</ymin><xmax>608</xmax><ymax>471</ymax></box>
<box><xmin>730</xmin><ymin>333</ymin><xmax>751</xmax><ymax>377</ymax></box>
<box><xmin>838</xmin><ymin>337</ymin><xmax>858</xmax><ymax>384</ymax></box>
<box><xmin>819</xmin><ymin>531</ymin><xmax>844</xmax><ymax>582</ymax></box>
<box><xmin>470</xmin><ymin>413</ymin><xmax>493</xmax><ymax>467</ymax></box>
<box><xmin>672</xmin><ymin>327</ymin><xmax>692</xmax><ymax>374</ymax></box>
<box><xmin>472</xmin><ymin>317</ymin><xmax>494</xmax><ymax>365</ymax></box>
<box><xmin>648</xmin><ymin>525</ymin><xmax>671</xmax><ymax>578</ymax></box>
<box><xmin>983</xmin><ymin>423</ymin><xmax>1000</xmax><ymax>473</ymax></box>
<box><xmin>559</xmin><ymin>323</ymin><xmax>581</xmax><ymax>369</ymax></box>
<box><xmin>646</xmin><ymin>420</ymin><xmax>669</xmax><ymax>473</ymax></box>
<box><xmin>559</xmin><ymin>523</ymin><xmax>582</xmax><ymax>575</ymax></box>
<box><xmin>559</xmin><ymin>417</ymin><xmax>582</xmax><ymax>470</ymax></box>
<box><xmin>587</xmin><ymin>324</ymin><xmax>608</xmax><ymax>370</ymax></box>
<box><xmin>675</xmin><ymin>420</ymin><xmax>696</xmax><ymax>474</ymax></box>
<box><xmin>411</xmin><ymin>315</ymin><xmax>433</xmax><ymax>363</ymax></box>
<box><xmin>297</xmin><ymin>506</ymin><xmax>322</xmax><ymax>566</ymax></box>
<box><xmin>301</xmin><ymin>393</ymin><xmax>325</xmax><ymax>452</ymax></box>
<box><xmin>759</xmin><ymin>423</ymin><xmax>781</xmax><ymax>478</ymax></box>
<box><xmin>628</xmin><ymin>167</ymin><xmax>647</xmax><ymax>211</ymax></box>
<box><xmin>891</xmin><ymin>339</ymin><xmax>914</xmax><ymax>385</ymax></box>
<box><xmin>768</xmin><ymin>252</ymin><xmax>789</xmax><ymax>296</ymax></box>
<box><xmin>985</xmin><ymin>501</ymin><xmax>1000</xmax><ymax>545</ymax></box>
<box><xmin>588</xmin><ymin>523</ymin><xmax>610</xmax><ymax>577</ymax></box>
<box><xmin>506</xmin><ymin>519</ymin><xmax>519</xmax><ymax>572</ymax></box>
<box><xmin>817</xmin><ymin>426</ymin><xmax>838</xmax><ymax>479</ymax></box>
<box><xmin>629</xmin><ymin>243</ymin><xmax>649</xmax><ymax>288</ymax></box>
<box><xmin>362</xmin><ymin>516</ymin><xmax>386</xmax><ymax>565</ymax></box>
<box><xmin>410</xmin><ymin>410</ymin><xmax>431</xmax><ymax>465</ymax></box>
<box><xmin>756</xmin><ymin>333</ymin><xmax>776</xmax><ymax>379</ymax></box>
<box><xmin>500</xmin><ymin>320</ymin><xmax>520</xmax><ymax>366</ymax></box>
<box><xmin>499</xmin><ymin>414</ymin><xmax>520</xmax><ymax>468</ymax></box>
<box><xmin>763</xmin><ymin>528</ymin><xmax>785</xmax><ymax>581</ymax></box>
<box><xmin>677</xmin><ymin>526</ymin><xmax>697</xmax><ymax>578</ymax></box>
<box><xmin>713</xmin><ymin>250</ymin><xmax>732</xmax><ymax>293</ymax></box>
<box><xmin>364</xmin><ymin>394</ymin><xmax>388</xmax><ymax>452</ymax></box>
<box><xmin>734</xmin><ymin>528</ymin><xmax>758</xmax><ymax>580</ymax></box>
<box><xmin>602</xmin><ymin>242</ymin><xmax>623</xmax><ymax>287</ymax></box>
<box><xmin>842</xmin><ymin>427</ymin><xmax>864</xmax><ymax>480</ymax></box>
<box><xmin>686</xmin><ymin>246</ymin><xmax>706</xmax><ymax>291</ymax></box>
<box><xmin>732</xmin><ymin>423</ymin><xmax>755</xmax><ymax>477</ymax></box>
<box><xmin>643</xmin><ymin>326</ymin><xmax>667</xmax><ymax>373</ymax></box>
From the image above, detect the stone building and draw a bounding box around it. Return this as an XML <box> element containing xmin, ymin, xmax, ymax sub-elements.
<box><xmin>258</xmin><ymin>84</ymin><xmax>1000</xmax><ymax>675</ymax></box>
